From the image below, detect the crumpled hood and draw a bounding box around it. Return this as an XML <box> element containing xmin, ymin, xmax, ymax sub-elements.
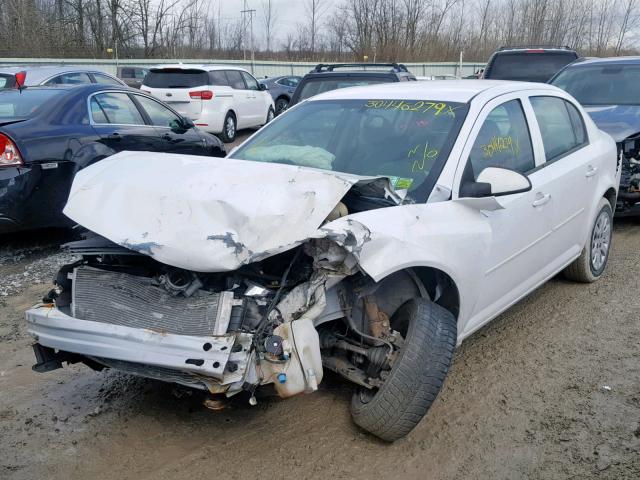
<box><xmin>63</xmin><ymin>151</ymin><xmax>399</xmax><ymax>272</ymax></box>
<box><xmin>583</xmin><ymin>105</ymin><xmax>640</xmax><ymax>142</ymax></box>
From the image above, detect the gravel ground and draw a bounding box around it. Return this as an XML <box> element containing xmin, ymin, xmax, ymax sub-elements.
<box><xmin>1</xmin><ymin>169</ymin><xmax>639</xmax><ymax>479</ymax></box>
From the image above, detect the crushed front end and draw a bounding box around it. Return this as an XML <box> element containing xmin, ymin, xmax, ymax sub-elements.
<box><xmin>617</xmin><ymin>132</ymin><xmax>640</xmax><ymax>214</ymax></box>
<box><xmin>26</xmin><ymin>237</ymin><xmax>331</xmax><ymax>398</ymax></box>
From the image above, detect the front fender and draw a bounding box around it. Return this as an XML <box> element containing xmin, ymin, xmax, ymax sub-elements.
<box><xmin>322</xmin><ymin>201</ymin><xmax>494</xmax><ymax>330</ymax></box>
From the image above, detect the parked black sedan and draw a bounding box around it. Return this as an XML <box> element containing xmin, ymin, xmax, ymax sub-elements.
<box><xmin>0</xmin><ymin>84</ymin><xmax>225</xmax><ymax>234</ymax></box>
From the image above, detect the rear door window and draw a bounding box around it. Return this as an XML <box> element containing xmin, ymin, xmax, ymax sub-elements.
<box><xmin>225</xmin><ymin>70</ymin><xmax>246</xmax><ymax>90</ymax></box>
<box><xmin>0</xmin><ymin>75</ymin><xmax>13</xmax><ymax>88</ymax></box>
<box><xmin>530</xmin><ymin>96</ymin><xmax>588</xmax><ymax>161</ymax></box>
<box><xmin>144</xmin><ymin>69</ymin><xmax>208</xmax><ymax>88</ymax></box>
<box><xmin>90</xmin><ymin>92</ymin><xmax>145</xmax><ymax>125</ymax></box>
<box><xmin>487</xmin><ymin>52</ymin><xmax>578</xmax><ymax>82</ymax></box>
<box><xmin>45</xmin><ymin>72</ymin><xmax>92</xmax><ymax>86</ymax></box>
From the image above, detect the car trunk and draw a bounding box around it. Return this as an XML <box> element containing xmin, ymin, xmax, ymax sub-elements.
<box><xmin>142</xmin><ymin>68</ymin><xmax>209</xmax><ymax>119</ymax></box>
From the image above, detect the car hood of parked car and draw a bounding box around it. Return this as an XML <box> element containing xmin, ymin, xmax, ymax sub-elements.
<box><xmin>62</xmin><ymin>151</ymin><xmax>409</xmax><ymax>273</ymax></box>
<box><xmin>583</xmin><ymin>105</ymin><xmax>640</xmax><ymax>142</ymax></box>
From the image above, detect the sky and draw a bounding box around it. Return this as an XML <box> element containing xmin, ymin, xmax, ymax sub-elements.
<box><xmin>217</xmin><ymin>0</ymin><xmax>310</xmax><ymax>46</ymax></box>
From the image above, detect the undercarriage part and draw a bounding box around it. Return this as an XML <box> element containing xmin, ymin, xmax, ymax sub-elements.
<box><xmin>322</xmin><ymin>356</ymin><xmax>373</xmax><ymax>389</ymax></box>
<box><xmin>319</xmin><ymin>330</ymin><xmax>390</xmax><ymax>370</ymax></box>
<box><xmin>72</xmin><ymin>266</ymin><xmax>236</xmax><ymax>336</ymax></box>
<box><xmin>363</xmin><ymin>295</ymin><xmax>391</xmax><ymax>338</ymax></box>
<box><xmin>92</xmin><ymin>356</ymin><xmax>214</xmax><ymax>391</ymax></box>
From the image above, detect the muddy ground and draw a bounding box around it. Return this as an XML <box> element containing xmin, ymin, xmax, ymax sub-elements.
<box><xmin>1</xmin><ymin>194</ymin><xmax>640</xmax><ymax>478</ymax></box>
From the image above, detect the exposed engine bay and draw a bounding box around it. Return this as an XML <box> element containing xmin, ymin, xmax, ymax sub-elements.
<box><xmin>617</xmin><ymin>133</ymin><xmax>640</xmax><ymax>212</ymax></box>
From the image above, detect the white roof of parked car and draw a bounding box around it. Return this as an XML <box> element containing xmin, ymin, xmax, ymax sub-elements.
<box><xmin>149</xmin><ymin>64</ymin><xmax>250</xmax><ymax>72</ymax></box>
<box><xmin>310</xmin><ymin>80</ymin><xmax>564</xmax><ymax>103</ymax></box>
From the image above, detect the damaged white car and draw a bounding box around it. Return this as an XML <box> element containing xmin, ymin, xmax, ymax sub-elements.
<box><xmin>26</xmin><ymin>81</ymin><xmax>620</xmax><ymax>441</ymax></box>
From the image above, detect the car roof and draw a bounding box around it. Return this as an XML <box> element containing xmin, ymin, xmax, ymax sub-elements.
<box><xmin>563</xmin><ymin>56</ymin><xmax>640</xmax><ymax>67</ymax></box>
<box><xmin>494</xmin><ymin>46</ymin><xmax>577</xmax><ymax>53</ymax></box>
<box><xmin>0</xmin><ymin>65</ymin><xmax>120</xmax><ymax>85</ymax></box>
<box><xmin>307</xmin><ymin>79</ymin><xmax>563</xmax><ymax>103</ymax></box>
<box><xmin>148</xmin><ymin>64</ymin><xmax>251</xmax><ymax>73</ymax></box>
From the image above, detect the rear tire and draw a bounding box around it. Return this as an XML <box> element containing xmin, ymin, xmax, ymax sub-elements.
<box><xmin>563</xmin><ymin>197</ymin><xmax>612</xmax><ymax>283</ymax></box>
<box><xmin>265</xmin><ymin>107</ymin><xmax>275</xmax><ymax>124</ymax></box>
<box><xmin>350</xmin><ymin>298</ymin><xmax>457</xmax><ymax>442</ymax></box>
<box><xmin>220</xmin><ymin>112</ymin><xmax>236</xmax><ymax>143</ymax></box>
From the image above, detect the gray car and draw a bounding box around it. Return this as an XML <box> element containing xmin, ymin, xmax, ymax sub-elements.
<box><xmin>0</xmin><ymin>66</ymin><xmax>125</xmax><ymax>88</ymax></box>
<box><xmin>117</xmin><ymin>66</ymin><xmax>149</xmax><ymax>88</ymax></box>
<box><xmin>259</xmin><ymin>75</ymin><xmax>301</xmax><ymax>114</ymax></box>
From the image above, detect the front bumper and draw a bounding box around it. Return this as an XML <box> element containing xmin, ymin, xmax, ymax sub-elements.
<box><xmin>26</xmin><ymin>305</ymin><xmax>239</xmax><ymax>379</ymax></box>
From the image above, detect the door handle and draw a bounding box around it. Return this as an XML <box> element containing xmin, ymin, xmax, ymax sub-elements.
<box><xmin>107</xmin><ymin>132</ymin><xmax>121</xmax><ymax>141</ymax></box>
<box><xmin>532</xmin><ymin>192</ymin><xmax>551</xmax><ymax>207</ymax></box>
<box><xmin>162</xmin><ymin>133</ymin><xmax>172</xmax><ymax>141</ymax></box>
<box><xmin>585</xmin><ymin>165</ymin><xmax>598</xmax><ymax>177</ymax></box>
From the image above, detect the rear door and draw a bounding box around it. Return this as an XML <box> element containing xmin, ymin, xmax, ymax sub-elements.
<box><xmin>142</xmin><ymin>68</ymin><xmax>209</xmax><ymax>120</ymax></box>
<box><xmin>224</xmin><ymin>70</ymin><xmax>253</xmax><ymax>128</ymax></box>
<box><xmin>526</xmin><ymin>94</ymin><xmax>595</xmax><ymax>264</ymax></box>
<box><xmin>89</xmin><ymin>91</ymin><xmax>159</xmax><ymax>152</ymax></box>
<box><xmin>132</xmin><ymin>93</ymin><xmax>206</xmax><ymax>155</ymax></box>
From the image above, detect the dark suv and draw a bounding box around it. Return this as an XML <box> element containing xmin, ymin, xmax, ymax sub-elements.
<box><xmin>289</xmin><ymin>63</ymin><xmax>415</xmax><ymax>107</ymax></box>
<box><xmin>483</xmin><ymin>46</ymin><xmax>579</xmax><ymax>82</ymax></box>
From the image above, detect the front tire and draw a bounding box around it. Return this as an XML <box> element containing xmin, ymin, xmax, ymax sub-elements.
<box><xmin>220</xmin><ymin>112</ymin><xmax>237</xmax><ymax>143</ymax></box>
<box><xmin>275</xmin><ymin>97</ymin><xmax>289</xmax><ymax>115</ymax></box>
<box><xmin>350</xmin><ymin>298</ymin><xmax>457</xmax><ymax>442</ymax></box>
<box><xmin>563</xmin><ymin>197</ymin><xmax>613</xmax><ymax>282</ymax></box>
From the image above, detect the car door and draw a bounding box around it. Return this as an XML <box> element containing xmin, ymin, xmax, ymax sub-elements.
<box><xmin>224</xmin><ymin>70</ymin><xmax>253</xmax><ymax>129</ymax></box>
<box><xmin>132</xmin><ymin>93</ymin><xmax>206</xmax><ymax>155</ymax></box>
<box><xmin>89</xmin><ymin>91</ymin><xmax>159</xmax><ymax>152</ymax></box>
<box><xmin>240</xmin><ymin>71</ymin><xmax>266</xmax><ymax>126</ymax></box>
<box><xmin>455</xmin><ymin>95</ymin><xmax>557</xmax><ymax>334</ymax></box>
<box><xmin>527</xmin><ymin>95</ymin><xmax>594</xmax><ymax>266</ymax></box>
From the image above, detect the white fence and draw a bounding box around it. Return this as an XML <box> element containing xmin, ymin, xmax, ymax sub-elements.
<box><xmin>0</xmin><ymin>58</ymin><xmax>485</xmax><ymax>78</ymax></box>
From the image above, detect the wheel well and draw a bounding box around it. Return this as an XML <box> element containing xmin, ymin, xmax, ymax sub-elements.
<box><xmin>603</xmin><ymin>188</ymin><xmax>616</xmax><ymax>210</ymax></box>
<box><xmin>276</xmin><ymin>95</ymin><xmax>290</xmax><ymax>102</ymax></box>
<box><xmin>411</xmin><ymin>267</ymin><xmax>460</xmax><ymax>320</ymax></box>
<box><xmin>226</xmin><ymin>109</ymin><xmax>236</xmax><ymax>120</ymax></box>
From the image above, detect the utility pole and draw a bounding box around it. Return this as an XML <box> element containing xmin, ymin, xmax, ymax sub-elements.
<box><xmin>241</xmin><ymin>2</ymin><xmax>256</xmax><ymax>74</ymax></box>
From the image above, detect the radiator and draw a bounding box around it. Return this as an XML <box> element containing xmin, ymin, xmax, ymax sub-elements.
<box><xmin>71</xmin><ymin>266</ymin><xmax>234</xmax><ymax>336</ymax></box>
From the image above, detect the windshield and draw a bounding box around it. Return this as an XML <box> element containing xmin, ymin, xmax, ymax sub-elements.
<box><xmin>551</xmin><ymin>64</ymin><xmax>640</xmax><ymax>106</ymax></box>
<box><xmin>297</xmin><ymin>78</ymin><xmax>392</xmax><ymax>102</ymax></box>
<box><xmin>487</xmin><ymin>52</ymin><xmax>577</xmax><ymax>82</ymax></box>
<box><xmin>0</xmin><ymin>89</ymin><xmax>63</xmax><ymax>119</ymax></box>
<box><xmin>144</xmin><ymin>69</ymin><xmax>208</xmax><ymax>88</ymax></box>
<box><xmin>232</xmin><ymin>99</ymin><xmax>468</xmax><ymax>199</ymax></box>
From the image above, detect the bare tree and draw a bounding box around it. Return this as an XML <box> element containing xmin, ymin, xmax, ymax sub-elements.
<box><xmin>261</xmin><ymin>0</ymin><xmax>278</xmax><ymax>52</ymax></box>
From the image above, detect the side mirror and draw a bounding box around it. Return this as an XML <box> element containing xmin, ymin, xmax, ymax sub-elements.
<box><xmin>181</xmin><ymin>117</ymin><xmax>195</xmax><ymax>129</ymax></box>
<box><xmin>259</xmin><ymin>83</ymin><xmax>268</xmax><ymax>91</ymax></box>
<box><xmin>460</xmin><ymin>167</ymin><xmax>531</xmax><ymax>198</ymax></box>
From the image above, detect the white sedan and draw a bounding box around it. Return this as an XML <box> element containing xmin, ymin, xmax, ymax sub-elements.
<box><xmin>26</xmin><ymin>81</ymin><xmax>619</xmax><ymax>442</ymax></box>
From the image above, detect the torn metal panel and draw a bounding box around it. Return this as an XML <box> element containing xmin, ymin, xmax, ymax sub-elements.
<box><xmin>63</xmin><ymin>151</ymin><xmax>400</xmax><ymax>272</ymax></box>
